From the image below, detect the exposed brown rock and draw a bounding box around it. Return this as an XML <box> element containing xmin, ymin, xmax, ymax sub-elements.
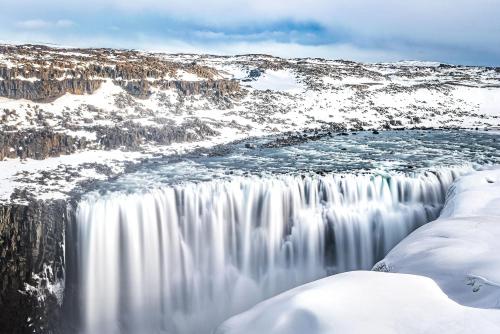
<box><xmin>0</xmin><ymin>79</ymin><xmax>103</xmax><ymax>102</ymax></box>
<box><xmin>0</xmin><ymin>130</ymin><xmax>88</xmax><ymax>160</ymax></box>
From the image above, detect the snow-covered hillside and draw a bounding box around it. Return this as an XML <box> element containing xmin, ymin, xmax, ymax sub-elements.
<box><xmin>2</xmin><ymin>45</ymin><xmax>499</xmax><ymax>140</ymax></box>
<box><xmin>215</xmin><ymin>167</ymin><xmax>500</xmax><ymax>334</ymax></box>
<box><xmin>1</xmin><ymin>44</ymin><xmax>500</xmax><ymax>203</ymax></box>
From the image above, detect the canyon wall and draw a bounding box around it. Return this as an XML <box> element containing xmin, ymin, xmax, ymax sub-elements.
<box><xmin>0</xmin><ymin>200</ymin><xmax>68</xmax><ymax>334</ymax></box>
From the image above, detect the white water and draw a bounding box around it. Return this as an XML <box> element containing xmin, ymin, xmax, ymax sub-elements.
<box><xmin>77</xmin><ymin>167</ymin><xmax>468</xmax><ymax>334</ymax></box>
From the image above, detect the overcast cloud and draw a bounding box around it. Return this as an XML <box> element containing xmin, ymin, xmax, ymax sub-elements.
<box><xmin>1</xmin><ymin>0</ymin><xmax>499</xmax><ymax>65</ymax></box>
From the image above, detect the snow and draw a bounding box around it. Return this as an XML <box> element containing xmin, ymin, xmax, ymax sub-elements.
<box><xmin>1</xmin><ymin>50</ymin><xmax>499</xmax><ymax>202</ymax></box>
<box><xmin>216</xmin><ymin>271</ymin><xmax>500</xmax><ymax>334</ymax></box>
<box><xmin>175</xmin><ymin>69</ymin><xmax>203</xmax><ymax>81</ymax></box>
<box><xmin>450</xmin><ymin>86</ymin><xmax>500</xmax><ymax>117</ymax></box>
<box><xmin>0</xmin><ymin>79</ymin><xmax>124</xmax><ymax>130</ymax></box>
<box><xmin>217</xmin><ymin>64</ymin><xmax>249</xmax><ymax>80</ymax></box>
<box><xmin>0</xmin><ymin>150</ymin><xmax>145</xmax><ymax>203</ymax></box>
<box><xmin>216</xmin><ymin>167</ymin><xmax>500</xmax><ymax>334</ymax></box>
<box><xmin>247</xmin><ymin>69</ymin><xmax>305</xmax><ymax>93</ymax></box>
<box><xmin>1</xmin><ymin>54</ymin><xmax>498</xmax><ymax>134</ymax></box>
<box><xmin>378</xmin><ymin>167</ymin><xmax>500</xmax><ymax>309</ymax></box>
<box><xmin>63</xmin><ymin>129</ymin><xmax>97</xmax><ymax>141</ymax></box>
<box><xmin>0</xmin><ymin>53</ymin><xmax>16</xmax><ymax>68</ymax></box>
<box><xmin>385</xmin><ymin>60</ymin><xmax>443</xmax><ymax>67</ymax></box>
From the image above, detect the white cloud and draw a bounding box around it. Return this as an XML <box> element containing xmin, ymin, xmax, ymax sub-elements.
<box><xmin>3</xmin><ymin>0</ymin><xmax>500</xmax><ymax>65</ymax></box>
<box><xmin>56</xmin><ymin>19</ymin><xmax>74</xmax><ymax>28</ymax></box>
<box><xmin>16</xmin><ymin>19</ymin><xmax>51</xmax><ymax>29</ymax></box>
<box><xmin>9</xmin><ymin>1</ymin><xmax>500</xmax><ymax>50</ymax></box>
<box><xmin>16</xmin><ymin>19</ymin><xmax>74</xmax><ymax>30</ymax></box>
<box><xmin>0</xmin><ymin>29</ymin><xmax>405</xmax><ymax>63</ymax></box>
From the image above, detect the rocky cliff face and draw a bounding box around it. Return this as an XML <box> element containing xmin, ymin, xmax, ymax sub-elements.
<box><xmin>0</xmin><ymin>79</ymin><xmax>103</xmax><ymax>102</ymax></box>
<box><xmin>0</xmin><ymin>44</ymin><xmax>240</xmax><ymax>102</ymax></box>
<box><xmin>0</xmin><ymin>199</ymin><xmax>67</xmax><ymax>334</ymax></box>
<box><xmin>0</xmin><ymin>74</ymin><xmax>240</xmax><ymax>102</ymax></box>
<box><xmin>96</xmin><ymin>118</ymin><xmax>219</xmax><ymax>149</ymax></box>
<box><xmin>116</xmin><ymin>78</ymin><xmax>240</xmax><ymax>99</ymax></box>
<box><xmin>0</xmin><ymin>119</ymin><xmax>218</xmax><ymax>160</ymax></box>
<box><xmin>0</xmin><ymin>130</ymin><xmax>89</xmax><ymax>160</ymax></box>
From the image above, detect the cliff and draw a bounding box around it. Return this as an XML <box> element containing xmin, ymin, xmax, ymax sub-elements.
<box><xmin>0</xmin><ymin>119</ymin><xmax>218</xmax><ymax>160</ymax></box>
<box><xmin>0</xmin><ymin>129</ymin><xmax>89</xmax><ymax>160</ymax></box>
<box><xmin>0</xmin><ymin>79</ymin><xmax>103</xmax><ymax>102</ymax></box>
<box><xmin>0</xmin><ymin>199</ymin><xmax>68</xmax><ymax>334</ymax></box>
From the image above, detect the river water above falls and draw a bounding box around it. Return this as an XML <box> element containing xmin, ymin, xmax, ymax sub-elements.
<box><xmin>75</xmin><ymin>130</ymin><xmax>500</xmax><ymax>334</ymax></box>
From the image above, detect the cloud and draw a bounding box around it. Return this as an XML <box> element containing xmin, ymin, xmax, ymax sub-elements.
<box><xmin>16</xmin><ymin>19</ymin><xmax>74</xmax><ymax>30</ymax></box>
<box><xmin>3</xmin><ymin>1</ymin><xmax>500</xmax><ymax>65</ymax></box>
<box><xmin>56</xmin><ymin>19</ymin><xmax>74</xmax><ymax>28</ymax></box>
<box><xmin>16</xmin><ymin>19</ymin><xmax>51</xmax><ymax>29</ymax></box>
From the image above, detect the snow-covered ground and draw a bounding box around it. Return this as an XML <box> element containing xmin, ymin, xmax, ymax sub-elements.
<box><xmin>216</xmin><ymin>271</ymin><xmax>500</xmax><ymax>334</ymax></box>
<box><xmin>376</xmin><ymin>167</ymin><xmax>500</xmax><ymax>309</ymax></box>
<box><xmin>0</xmin><ymin>149</ymin><xmax>146</xmax><ymax>203</ymax></box>
<box><xmin>1</xmin><ymin>45</ymin><xmax>499</xmax><ymax>136</ymax></box>
<box><xmin>1</xmin><ymin>45</ymin><xmax>500</xmax><ymax>203</ymax></box>
<box><xmin>215</xmin><ymin>167</ymin><xmax>500</xmax><ymax>334</ymax></box>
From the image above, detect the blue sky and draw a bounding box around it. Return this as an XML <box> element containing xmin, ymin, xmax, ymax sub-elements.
<box><xmin>1</xmin><ymin>0</ymin><xmax>499</xmax><ymax>65</ymax></box>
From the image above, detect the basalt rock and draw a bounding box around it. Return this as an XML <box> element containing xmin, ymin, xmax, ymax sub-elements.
<box><xmin>0</xmin><ymin>120</ymin><xmax>219</xmax><ymax>161</ymax></box>
<box><xmin>0</xmin><ymin>79</ymin><xmax>103</xmax><ymax>102</ymax></box>
<box><xmin>0</xmin><ymin>46</ymin><xmax>239</xmax><ymax>102</ymax></box>
<box><xmin>0</xmin><ymin>199</ymin><xmax>68</xmax><ymax>334</ymax></box>
<box><xmin>115</xmin><ymin>79</ymin><xmax>241</xmax><ymax>98</ymax></box>
<box><xmin>161</xmin><ymin>79</ymin><xmax>240</xmax><ymax>96</ymax></box>
<box><xmin>0</xmin><ymin>76</ymin><xmax>240</xmax><ymax>103</ymax></box>
<box><xmin>261</xmin><ymin>124</ymin><xmax>346</xmax><ymax>148</ymax></box>
<box><xmin>0</xmin><ymin>129</ymin><xmax>88</xmax><ymax>160</ymax></box>
<box><xmin>96</xmin><ymin>118</ymin><xmax>219</xmax><ymax>149</ymax></box>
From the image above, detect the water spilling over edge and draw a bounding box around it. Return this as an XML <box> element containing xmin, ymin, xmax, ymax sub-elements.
<box><xmin>76</xmin><ymin>165</ymin><xmax>470</xmax><ymax>334</ymax></box>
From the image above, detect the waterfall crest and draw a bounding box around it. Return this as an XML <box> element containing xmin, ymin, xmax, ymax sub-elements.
<box><xmin>77</xmin><ymin>167</ymin><xmax>468</xmax><ymax>334</ymax></box>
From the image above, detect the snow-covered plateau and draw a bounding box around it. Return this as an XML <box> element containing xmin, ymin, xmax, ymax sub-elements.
<box><xmin>215</xmin><ymin>167</ymin><xmax>500</xmax><ymax>334</ymax></box>
<box><xmin>1</xmin><ymin>44</ymin><xmax>500</xmax><ymax>203</ymax></box>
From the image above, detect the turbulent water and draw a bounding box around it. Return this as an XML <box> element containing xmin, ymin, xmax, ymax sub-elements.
<box><xmin>77</xmin><ymin>166</ymin><xmax>468</xmax><ymax>334</ymax></box>
<box><xmin>74</xmin><ymin>130</ymin><xmax>500</xmax><ymax>334</ymax></box>
<box><xmin>104</xmin><ymin>130</ymin><xmax>500</xmax><ymax>190</ymax></box>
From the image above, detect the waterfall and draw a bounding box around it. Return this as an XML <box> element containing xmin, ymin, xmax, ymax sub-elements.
<box><xmin>76</xmin><ymin>166</ymin><xmax>468</xmax><ymax>334</ymax></box>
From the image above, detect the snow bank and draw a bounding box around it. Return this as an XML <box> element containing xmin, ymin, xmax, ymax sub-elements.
<box><xmin>377</xmin><ymin>167</ymin><xmax>500</xmax><ymax>308</ymax></box>
<box><xmin>216</xmin><ymin>271</ymin><xmax>500</xmax><ymax>334</ymax></box>
<box><xmin>247</xmin><ymin>69</ymin><xmax>304</xmax><ymax>93</ymax></box>
<box><xmin>216</xmin><ymin>167</ymin><xmax>500</xmax><ymax>334</ymax></box>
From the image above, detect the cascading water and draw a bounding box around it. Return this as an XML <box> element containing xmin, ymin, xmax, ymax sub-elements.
<box><xmin>76</xmin><ymin>166</ymin><xmax>468</xmax><ymax>334</ymax></box>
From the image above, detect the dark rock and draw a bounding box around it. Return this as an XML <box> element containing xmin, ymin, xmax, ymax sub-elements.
<box><xmin>0</xmin><ymin>79</ymin><xmax>102</xmax><ymax>102</ymax></box>
<box><xmin>95</xmin><ymin>119</ymin><xmax>218</xmax><ymax>150</ymax></box>
<box><xmin>0</xmin><ymin>129</ymin><xmax>87</xmax><ymax>160</ymax></box>
<box><xmin>0</xmin><ymin>199</ymin><xmax>68</xmax><ymax>333</ymax></box>
<box><xmin>248</xmin><ymin>69</ymin><xmax>262</xmax><ymax>79</ymax></box>
<box><xmin>244</xmin><ymin>143</ymin><xmax>256</xmax><ymax>149</ymax></box>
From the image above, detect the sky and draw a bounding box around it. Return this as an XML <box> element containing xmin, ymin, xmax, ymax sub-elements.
<box><xmin>1</xmin><ymin>0</ymin><xmax>499</xmax><ymax>65</ymax></box>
